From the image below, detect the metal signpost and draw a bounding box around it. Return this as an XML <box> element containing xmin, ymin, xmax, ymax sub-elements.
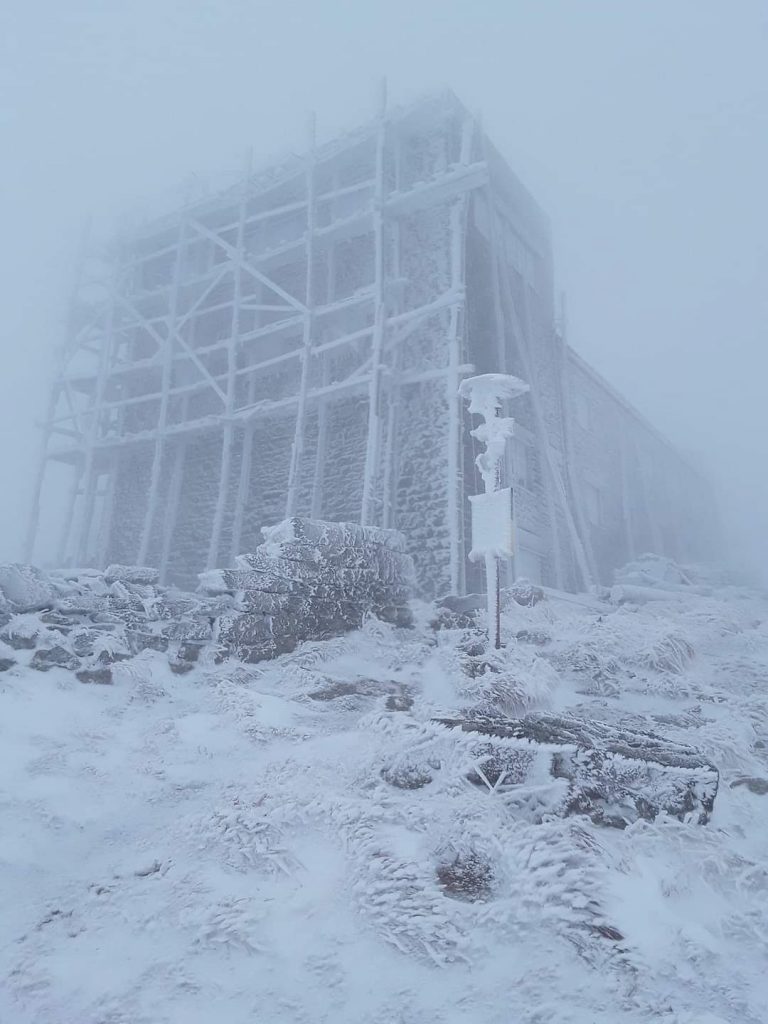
<box><xmin>458</xmin><ymin>373</ymin><xmax>530</xmax><ymax>648</ymax></box>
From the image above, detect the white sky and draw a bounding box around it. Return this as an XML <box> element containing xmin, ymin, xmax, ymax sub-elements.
<box><xmin>1</xmin><ymin>0</ymin><xmax>766</xmax><ymax>573</ymax></box>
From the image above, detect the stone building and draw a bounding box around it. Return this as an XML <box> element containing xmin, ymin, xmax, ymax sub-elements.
<box><xmin>27</xmin><ymin>91</ymin><xmax>717</xmax><ymax>596</ymax></box>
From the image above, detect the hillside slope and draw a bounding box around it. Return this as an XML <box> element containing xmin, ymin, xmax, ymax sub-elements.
<box><xmin>2</xmin><ymin>577</ymin><xmax>768</xmax><ymax>1023</ymax></box>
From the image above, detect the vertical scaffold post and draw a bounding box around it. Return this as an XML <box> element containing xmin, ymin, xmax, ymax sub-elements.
<box><xmin>207</xmin><ymin>149</ymin><xmax>251</xmax><ymax>570</ymax></box>
<box><xmin>360</xmin><ymin>78</ymin><xmax>388</xmax><ymax>526</ymax></box>
<box><xmin>381</xmin><ymin>127</ymin><xmax>402</xmax><ymax>532</ymax></box>
<box><xmin>446</xmin><ymin>198</ymin><xmax>467</xmax><ymax>594</ymax></box>
<box><xmin>25</xmin><ymin>385</ymin><xmax>59</xmax><ymax>565</ymax></box>
<box><xmin>285</xmin><ymin>114</ymin><xmax>317</xmax><ymax>519</ymax></box>
<box><xmin>138</xmin><ymin>220</ymin><xmax>185</xmax><ymax>567</ymax></box>
<box><xmin>75</xmin><ymin>292</ymin><xmax>115</xmax><ymax>567</ymax></box>
<box><xmin>310</xmin><ymin>165</ymin><xmax>337</xmax><ymax>521</ymax></box>
<box><xmin>230</xmin><ymin>368</ymin><xmax>259</xmax><ymax>565</ymax></box>
<box><xmin>445</xmin><ymin>114</ymin><xmax>474</xmax><ymax>593</ymax></box>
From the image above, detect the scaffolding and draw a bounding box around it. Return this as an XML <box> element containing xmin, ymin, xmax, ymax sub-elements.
<box><xmin>27</xmin><ymin>89</ymin><xmax>715</xmax><ymax>596</ymax></box>
<box><xmin>25</xmin><ymin>93</ymin><xmax>494</xmax><ymax>590</ymax></box>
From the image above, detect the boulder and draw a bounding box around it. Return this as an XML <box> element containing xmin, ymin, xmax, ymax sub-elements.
<box><xmin>506</xmin><ymin>579</ymin><xmax>545</xmax><ymax>607</ymax></box>
<box><xmin>210</xmin><ymin>517</ymin><xmax>415</xmax><ymax>662</ymax></box>
<box><xmin>374</xmin><ymin>605</ymin><xmax>413</xmax><ymax>628</ymax></box>
<box><xmin>381</xmin><ymin>762</ymin><xmax>433</xmax><ymax>790</ymax></box>
<box><xmin>103</xmin><ymin>565</ymin><xmax>160</xmax><ymax>586</ymax></box>
<box><xmin>436</xmin><ymin>851</ymin><xmax>495</xmax><ymax>902</ymax></box>
<box><xmin>730</xmin><ymin>776</ymin><xmax>768</xmax><ymax>796</ymax></box>
<box><xmin>30</xmin><ymin>646</ymin><xmax>80</xmax><ymax>672</ymax></box>
<box><xmin>1</xmin><ymin>620</ymin><xmax>39</xmax><ymax>650</ymax></box>
<box><xmin>0</xmin><ymin>564</ymin><xmax>57</xmax><ymax>612</ymax></box>
<box><xmin>76</xmin><ymin>667</ymin><xmax>113</xmax><ymax>685</ymax></box>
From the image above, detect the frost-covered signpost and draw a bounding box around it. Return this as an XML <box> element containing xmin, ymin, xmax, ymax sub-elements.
<box><xmin>459</xmin><ymin>373</ymin><xmax>530</xmax><ymax>648</ymax></box>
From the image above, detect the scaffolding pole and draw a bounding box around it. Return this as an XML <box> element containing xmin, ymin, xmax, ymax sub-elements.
<box><xmin>446</xmin><ymin>197</ymin><xmax>467</xmax><ymax>594</ymax></box>
<box><xmin>27</xmin><ymin>219</ymin><xmax>91</xmax><ymax>565</ymax></box>
<box><xmin>285</xmin><ymin>115</ymin><xmax>317</xmax><ymax>519</ymax></box>
<box><xmin>158</xmin><ymin>439</ymin><xmax>186</xmax><ymax>582</ymax></box>
<box><xmin>310</xmin><ymin>167</ymin><xmax>338</xmax><ymax>520</ymax></box>
<box><xmin>137</xmin><ymin>221</ymin><xmax>185</xmax><ymax>567</ymax></box>
<box><xmin>74</xmin><ymin>294</ymin><xmax>114</xmax><ymax>567</ymax></box>
<box><xmin>207</xmin><ymin>151</ymin><xmax>251</xmax><ymax>570</ymax></box>
<box><xmin>360</xmin><ymin>81</ymin><xmax>388</xmax><ymax>526</ymax></box>
<box><xmin>24</xmin><ymin>385</ymin><xmax>59</xmax><ymax>565</ymax></box>
<box><xmin>56</xmin><ymin>460</ymin><xmax>81</xmax><ymax>568</ymax></box>
<box><xmin>230</xmin><ymin>371</ymin><xmax>259</xmax><ymax>563</ymax></box>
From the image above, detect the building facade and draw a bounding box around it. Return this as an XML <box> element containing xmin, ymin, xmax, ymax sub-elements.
<box><xmin>27</xmin><ymin>92</ymin><xmax>717</xmax><ymax>596</ymax></box>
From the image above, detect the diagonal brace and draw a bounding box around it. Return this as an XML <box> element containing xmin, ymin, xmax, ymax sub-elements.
<box><xmin>188</xmin><ymin>218</ymin><xmax>308</xmax><ymax>314</ymax></box>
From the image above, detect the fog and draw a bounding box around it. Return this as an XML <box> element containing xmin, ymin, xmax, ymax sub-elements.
<box><xmin>2</xmin><ymin>0</ymin><xmax>766</xmax><ymax>578</ymax></box>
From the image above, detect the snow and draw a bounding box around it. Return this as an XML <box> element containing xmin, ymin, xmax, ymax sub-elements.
<box><xmin>2</xmin><ymin>578</ymin><xmax>768</xmax><ymax>1022</ymax></box>
<box><xmin>458</xmin><ymin>373</ymin><xmax>528</xmax><ymax>492</ymax></box>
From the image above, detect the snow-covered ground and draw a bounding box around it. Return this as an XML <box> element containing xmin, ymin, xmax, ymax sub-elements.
<box><xmin>2</xmin><ymin>579</ymin><xmax>768</xmax><ymax>1023</ymax></box>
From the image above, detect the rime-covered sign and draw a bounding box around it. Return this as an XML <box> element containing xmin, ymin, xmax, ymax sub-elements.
<box><xmin>469</xmin><ymin>487</ymin><xmax>515</xmax><ymax>561</ymax></box>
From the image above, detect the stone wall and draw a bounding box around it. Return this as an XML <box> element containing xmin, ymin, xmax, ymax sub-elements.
<box><xmin>0</xmin><ymin>519</ymin><xmax>415</xmax><ymax>679</ymax></box>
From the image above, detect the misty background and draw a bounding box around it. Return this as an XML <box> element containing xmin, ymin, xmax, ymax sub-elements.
<box><xmin>1</xmin><ymin>0</ymin><xmax>766</xmax><ymax>578</ymax></box>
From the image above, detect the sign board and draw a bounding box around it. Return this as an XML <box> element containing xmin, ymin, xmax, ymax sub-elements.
<box><xmin>468</xmin><ymin>487</ymin><xmax>515</xmax><ymax>561</ymax></box>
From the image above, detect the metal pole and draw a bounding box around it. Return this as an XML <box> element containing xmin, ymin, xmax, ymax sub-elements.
<box><xmin>459</xmin><ymin>374</ymin><xmax>529</xmax><ymax>650</ymax></box>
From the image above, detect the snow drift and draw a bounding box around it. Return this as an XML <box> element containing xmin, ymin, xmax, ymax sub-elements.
<box><xmin>1</xmin><ymin>556</ymin><xmax>768</xmax><ymax>1023</ymax></box>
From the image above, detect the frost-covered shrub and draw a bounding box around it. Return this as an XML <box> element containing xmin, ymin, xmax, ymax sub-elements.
<box><xmin>187</xmin><ymin>802</ymin><xmax>297</xmax><ymax>876</ymax></box>
<box><xmin>641</xmin><ymin>633</ymin><xmax>695</xmax><ymax>675</ymax></box>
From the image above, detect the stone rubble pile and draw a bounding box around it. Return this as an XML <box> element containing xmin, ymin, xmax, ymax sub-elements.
<box><xmin>0</xmin><ymin>518</ymin><xmax>416</xmax><ymax>678</ymax></box>
<box><xmin>0</xmin><ymin>562</ymin><xmax>228</xmax><ymax>682</ymax></box>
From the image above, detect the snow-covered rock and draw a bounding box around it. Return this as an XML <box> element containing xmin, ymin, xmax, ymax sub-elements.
<box><xmin>103</xmin><ymin>564</ymin><xmax>160</xmax><ymax>586</ymax></box>
<box><xmin>203</xmin><ymin>516</ymin><xmax>416</xmax><ymax>662</ymax></box>
<box><xmin>0</xmin><ymin>562</ymin><xmax>57</xmax><ymax>612</ymax></box>
<box><xmin>436</xmin><ymin>712</ymin><xmax>719</xmax><ymax>827</ymax></box>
